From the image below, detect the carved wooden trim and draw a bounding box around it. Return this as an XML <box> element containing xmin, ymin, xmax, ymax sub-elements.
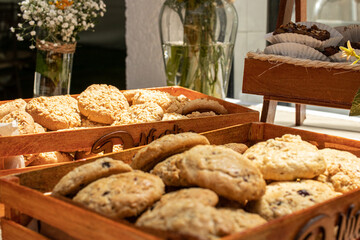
<box><xmin>91</xmin><ymin>131</ymin><xmax>135</xmax><ymax>154</ymax></box>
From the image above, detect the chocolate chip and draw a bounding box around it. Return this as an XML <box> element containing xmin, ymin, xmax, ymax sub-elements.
<box><xmin>102</xmin><ymin>162</ymin><xmax>111</xmax><ymax>168</ymax></box>
<box><xmin>102</xmin><ymin>191</ymin><xmax>110</xmax><ymax>196</ymax></box>
<box><xmin>297</xmin><ymin>189</ymin><xmax>310</xmax><ymax>197</ymax></box>
<box><xmin>276</xmin><ymin>201</ymin><xmax>282</xmax><ymax>206</ymax></box>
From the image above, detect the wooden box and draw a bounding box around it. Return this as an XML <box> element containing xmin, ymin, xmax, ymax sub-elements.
<box><xmin>0</xmin><ymin>86</ymin><xmax>258</xmax><ymax>174</ymax></box>
<box><xmin>1</xmin><ymin>122</ymin><xmax>360</xmax><ymax>240</ymax></box>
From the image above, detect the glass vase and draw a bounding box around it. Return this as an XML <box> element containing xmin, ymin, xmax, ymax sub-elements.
<box><xmin>33</xmin><ymin>40</ymin><xmax>76</xmax><ymax>97</ymax></box>
<box><xmin>159</xmin><ymin>0</ymin><xmax>238</xmax><ymax>99</ymax></box>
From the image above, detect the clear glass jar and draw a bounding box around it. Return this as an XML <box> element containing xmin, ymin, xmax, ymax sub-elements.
<box><xmin>33</xmin><ymin>40</ymin><xmax>75</xmax><ymax>97</ymax></box>
<box><xmin>159</xmin><ymin>0</ymin><xmax>238</xmax><ymax>99</ymax></box>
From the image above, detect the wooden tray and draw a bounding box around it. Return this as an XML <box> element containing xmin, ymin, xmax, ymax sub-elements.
<box><xmin>1</xmin><ymin>122</ymin><xmax>360</xmax><ymax>240</ymax></box>
<box><xmin>0</xmin><ymin>86</ymin><xmax>258</xmax><ymax>157</ymax></box>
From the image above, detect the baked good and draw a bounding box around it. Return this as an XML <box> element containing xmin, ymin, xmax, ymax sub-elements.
<box><xmin>273</xmin><ymin>21</ymin><xmax>330</xmax><ymax>41</ymax></box>
<box><xmin>321</xmin><ymin>46</ymin><xmax>340</xmax><ymax>57</ymax></box>
<box><xmin>246</xmin><ymin>180</ymin><xmax>341</xmax><ymax>221</ymax></box>
<box><xmin>217</xmin><ymin>208</ymin><xmax>267</xmax><ymax>233</ymax></box>
<box><xmin>26</xmin><ymin>95</ymin><xmax>81</xmax><ymax>131</ymax></box>
<box><xmin>0</xmin><ymin>110</ymin><xmax>35</xmax><ymax>134</ymax></box>
<box><xmin>77</xmin><ymin>84</ymin><xmax>129</xmax><ymax>124</ymax></box>
<box><xmin>81</xmin><ymin>116</ymin><xmax>107</xmax><ymax>128</ymax></box>
<box><xmin>182</xmin><ymin>98</ymin><xmax>228</xmax><ymax>115</ymax></box>
<box><xmin>130</xmin><ymin>132</ymin><xmax>210</xmax><ymax>171</ymax></box>
<box><xmin>112</xmin><ymin>102</ymin><xmax>164</xmax><ymax>125</ymax></box>
<box><xmin>132</xmin><ymin>90</ymin><xmax>183</xmax><ymax>113</ymax></box>
<box><xmin>151</xmin><ymin>153</ymin><xmax>192</xmax><ymax>187</ymax></box>
<box><xmin>52</xmin><ymin>157</ymin><xmax>132</xmax><ymax>197</ymax></box>
<box><xmin>122</xmin><ymin>89</ymin><xmax>139</xmax><ymax>105</ymax></box>
<box><xmin>27</xmin><ymin>151</ymin><xmax>73</xmax><ymax>166</ymax></box>
<box><xmin>242</xmin><ymin>134</ymin><xmax>326</xmax><ymax>181</ymax></box>
<box><xmin>222</xmin><ymin>143</ymin><xmax>248</xmax><ymax>154</ymax></box>
<box><xmin>155</xmin><ymin>188</ymin><xmax>219</xmax><ymax>207</ymax></box>
<box><xmin>186</xmin><ymin>111</ymin><xmax>216</xmax><ymax>118</ymax></box>
<box><xmin>136</xmin><ymin>200</ymin><xmax>235</xmax><ymax>240</ymax></box>
<box><xmin>162</xmin><ymin>113</ymin><xmax>188</xmax><ymax>121</ymax></box>
<box><xmin>0</xmin><ymin>99</ymin><xmax>27</xmax><ymax>119</ymax></box>
<box><xmin>73</xmin><ymin>171</ymin><xmax>165</xmax><ymax>219</ymax></box>
<box><xmin>316</xmin><ymin>148</ymin><xmax>360</xmax><ymax>193</ymax></box>
<box><xmin>178</xmin><ymin>145</ymin><xmax>266</xmax><ymax>203</ymax></box>
<box><xmin>33</xmin><ymin>123</ymin><xmax>46</xmax><ymax>133</ymax></box>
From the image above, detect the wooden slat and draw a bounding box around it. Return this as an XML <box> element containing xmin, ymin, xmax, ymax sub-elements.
<box><xmin>0</xmin><ymin>180</ymin><xmax>160</xmax><ymax>240</ymax></box>
<box><xmin>1</xmin><ymin>218</ymin><xmax>50</xmax><ymax>240</ymax></box>
<box><xmin>295</xmin><ymin>104</ymin><xmax>306</xmax><ymax>126</ymax></box>
<box><xmin>276</xmin><ymin>0</ymin><xmax>295</xmax><ymax>27</ymax></box>
<box><xmin>260</xmin><ymin>99</ymin><xmax>277</xmax><ymax>123</ymax></box>
<box><xmin>295</xmin><ymin>0</ymin><xmax>307</xmax><ymax>22</ymax></box>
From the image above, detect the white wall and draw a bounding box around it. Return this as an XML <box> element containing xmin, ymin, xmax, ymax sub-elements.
<box><xmin>125</xmin><ymin>0</ymin><xmax>166</xmax><ymax>90</ymax></box>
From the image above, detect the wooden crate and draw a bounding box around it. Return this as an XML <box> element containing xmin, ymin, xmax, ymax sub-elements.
<box><xmin>0</xmin><ymin>86</ymin><xmax>258</xmax><ymax>172</ymax></box>
<box><xmin>1</xmin><ymin>122</ymin><xmax>360</xmax><ymax>240</ymax></box>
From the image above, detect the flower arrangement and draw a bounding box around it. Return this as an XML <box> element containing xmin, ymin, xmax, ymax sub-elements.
<box><xmin>10</xmin><ymin>0</ymin><xmax>106</xmax><ymax>48</ymax></box>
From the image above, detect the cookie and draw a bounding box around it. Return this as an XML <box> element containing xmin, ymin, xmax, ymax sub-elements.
<box><xmin>131</xmin><ymin>132</ymin><xmax>210</xmax><ymax>171</ymax></box>
<box><xmin>112</xmin><ymin>102</ymin><xmax>164</xmax><ymax>126</ymax></box>
<box><xmin>0</xmin><ymin>98</ymin><xmax>27</xmax><ymax>119</ymax></box>
<box><xmin>26</xmin><ymin>95</ymin><xmax>81</xmax><ymax>131</ymax></box>
<box><xmin>52</xmin><ymin>157</ymin><xmax>132</xmax><ymax>197</ymax></box>
<box><xmin>218</xmin><ymin>208</ymin><xmax>267</xmax><ymax>233</ymax></box>
<box><xmin>151</xmin><ymin>153</ymin><xmax>191</xmax><ymax>187</ymax></box>
<box><xmin>156</xmin><ymin>188</ymin><xmax>219</xmax><ymax>208</ymax></box>
<box><xmin>162</xmin><ymin>113</ymin><xmax>188</xmax><ymax>121</ymax></box>
<box><xmin>27</xmin><ymin>151</ymin><xmax>73</xmax><ymax>166</ymax></box>
<box><xmin>223</xmin><ymin>143</ymin><xmax>248</xmax><ymax>154</ymax></box>
<box><xmin>0</xmin><ymin>110</ymin><xmax>35</xmax><ymax>134</ymax></box>
<box><xmin>316</xmin><ymin>148</ymin><xmax>360</xmax><ymax>193</ymax></box>
<box><xmin>81</xmin><ymin>116</ymin><xmax>107</xmax><ymax>128</ymax></box>
<box><xmin>186</xmin><ymin>111</ymin><xmax>216</xmax><ymax>118</ymax></box>
<box><xmin>122</xmin><ymin>89</ymin><xmax>139</xmax><ymax>105</ymax></box>
<box><xmin>77</xmin><ymin>84</ymin><xmax>129</xmax><ymax>124</ymax></box>
<box><xmin>136</xmin><ymin>200</ymin><xmax>235</xmax><ymax>240</ymax></box>
<box><xmin>132</xmin><ymin>90</ymin><xmax>182</xmax><ymax>113</ymax></box>
<box><xmin>247</xmin><ymin>180</ymin><xmax>341</xmax><ymax>221</ymax></box>
<box><xmin>34</xmin><ymin>123</ymin><xmax>46</xmax><ymax>133</ymax></box>
<box><xmin>182</xmin><ymin>98</ymin><xmax>228</xmax><ymax>115</ymax></box>
<box><xmin>73</xmin><ymin>171</ymin><xmax>165</xmax><ymax>219</ymax></box>
<box><xmin>243</xmin><ymin>134</ymin><xmax>326</xmax><ymax>181</ymax></box>
<box><xmin>178</xmin><ymin>145</ymin><xmax>266</xmax><ymax>203</ymax></box>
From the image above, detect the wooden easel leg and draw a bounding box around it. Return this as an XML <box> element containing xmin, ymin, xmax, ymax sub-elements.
<box><xmin>296</xmin><ymin>104</ymin><xmax>306</xmax><ymax>126</ymax></box>
<box><xmin>261</xmin><ymin>99</ymin><xmax>277</xmax><ymax>123</ymax></box>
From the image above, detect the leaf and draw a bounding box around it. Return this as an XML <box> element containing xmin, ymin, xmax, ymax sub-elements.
<box><xmin>350</xmin><ymin>87</ymin><xmax>360</xmax><ymax>116</ymax></box>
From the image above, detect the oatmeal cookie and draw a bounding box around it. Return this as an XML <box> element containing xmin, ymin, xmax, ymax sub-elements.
<box><xmin>246</xmin><ymin>180</ymin><xmax>341</xmax><ymax>221</ymax></box>
<box><xmin>162</xmin><ymin>113</ymin><xmax>188</xmax><ymax>121</ymax></box>
<box><xmin>27</xmin><ymin>151</ymin><xmax>73</xmax><ymax>166</ymax></box>
<box><xmin>122</xmin><ymin>89</ymin><xmax>139</xmax><ymax>105</ymax></box>
<box><xmin>52</xmin><ymin>157</ymin><xmax>132</xmax><ymax>197</ymax></box>
<box><xmin>130</xmin><ymin>132</ymin><xmax>210</xmax><ymax>171</ymax></box>
<box><xmin>182</xmin><ymin>98</ymin><xmax>228</xmax><ymax>115</ymax></box>
<box><xmin>0</xmin><ymin>110</ymin><xmax>35</xmax><ymax>134</ymax></box>
<box><xmin>186</xmin><ymin>111</ymin><xmax>216</xmax><ymax>118</ymax></box>
<box><xmin>26</xmin><ymin>95</ymin><xmax>81</xmax><ymax>131</ymax></box>
<box><xmin>81</xmin><ymin>116</ymin><xmax>107</xmax><ymax>128</ymax></box>
<box><xmin>34</xmin><ymin>123</ymin><xmax>46</xmax><ymax>133</ymax></box>
<box><xmin>112</xmin><ymin>102</ymin><xmax>164</xmax><ymax>125</ymax></box>
<box><xmin>222</xmin><ymin>143</ymin><xmax>249</xmax><ymax>154</ymax></box>
<box><xmin>136</xmin><ymin>200</ymin><xmax>235</xmax><ymax>240</ymax></box>
<box><xmin>73</xmin><ymin>171</ymin><xmax>164</xmax><ymax>219</ymax></box>
<box><xmin>243</xmin><ymin>134</ymin><xmax>326</xmax><ymax>181</ymax></box>
<box><xmin>218</xmin><ymin>208</ymin><xmax>267</xmax><ymax>233</ymax></box>
<box><xmin>132</xmin><ymin>90</ymin><xmax>183</xmax><ymax>113</ymax></box>
<box><xmin>77</xmin><ymin>84</ymin><xmax>129</xmax><ymax>124</ymax></box>
<box><xmin>178</xmin><ymin>145</ymin><xmax>266</xmax><ymax>203</ymax></box>
<box><xmin>316</xmin><ymin>148</ymin><xmax>360</xmax><ymax>193</ymax></box>
<box><xmin>0</xmin><ymin>98</ymin><xmax>27</xmax><ymax>119</ymax></box>
<box><xmin>151</xmin><ymin>153</ymin><xmax>191</xmax><ymax>187</ymax></box>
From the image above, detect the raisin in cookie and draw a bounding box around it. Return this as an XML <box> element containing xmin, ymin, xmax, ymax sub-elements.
<box><xmin>73</xmin><ymin>171</ymin><xmax>165</xmax><ymax>219</ymax></box>
<box><xmin>316</xmin><ymin>148</ymin><xmax>360</xmax><ymax>193</ymax></box>
<box><xmin>243</xmin><ymin>134</ymin><xmax>326</xmax><ymax>181</ymax></box>
<box><xmin>178</xmin><ymin>145</ymin><xmax>266</xmax><ymax>203</ymax></box>
<box><xmin>112</xmin><ymin>102</ymin><xmax>164</xmax><ymax>125</ymax></box>
<box><xmin>131</xmin><ymin>132</ymin><xmax>210</xmax><ymax>172</ymax></box>
<box><xmin>77</xmin><ymin>84</ymin><xmax>129</xmax><ymax>124</ymax></box>
<box><xmin>246</xmin><ymin>180</ymin><xmax>341</xmax><ymax>221</ymax></box>
<box><xmin>151</xmin><ymin>153</ymin><xmax>192</xmax><ymax>187</ymax></box>
<box><xmin>26</xmin><ymin>95</ymin><xmax>81</xmax><ymax>131</ymax></box>
<box><xmin>136</xmin><ymin>200</ymin><xmax>235</xmax><ymax>240</ymax></box>
<box><xmin>52</xmin><ymin>157</ymin><xmax>132</xmax><ymax>197</ymax></box>
<box><xmin>0</xmin><ymin>110</ymin><xmax>35</xmax><ymax>134</ymax></box>
<box><xmin>0</xmin><ymin>98</ymin><xmax>27</xmax><ymax>119</ymax></box>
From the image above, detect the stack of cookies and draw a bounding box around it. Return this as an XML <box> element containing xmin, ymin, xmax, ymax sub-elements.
<box><xmin>51</xmin><ymin>131</ymin><xmax>360</xmax><ymax>239</ymax></box>
<box><xmin>0</xmin><ymin>84</ymin><xmax>228</xmax><ymax>167</ymax></box>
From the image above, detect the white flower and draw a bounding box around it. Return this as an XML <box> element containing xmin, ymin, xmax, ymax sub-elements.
<box><xmin>29</xmin><ymin>45</ymin><xmax>35</xmax><ymax>49</ymax></box>
<box><xmin>30</xmin><ymin>30</ymin><xmax>36</xmax><ymax>36</ymax></box>
<box><xmin>16</xmin><ymin>35</ymin><xmax>24</xmax><ymax>41</ymax></box>
<box><xmin>17</xmin><ymin>23</ymin><xmax>22</xmax><ymax>28</ymax></box>
<box><xmin>37</xmin><ymin>21</ymin><xmax>43</xmax><ymax>27</ymax></box>
<box><xmin>29</xmin><ymin>20</ymin><xmax>35</xmax><ymax>25</ymax></box>
<box><xmin>10</xmin><ymin>27</ymin><xmax>14</xmax><ymax>32</ymax></box>
<box><xmin>40</xmin><ymin>40</ymin><xmax>45</xmax><ymax>44</ymax></box>
<box><xmin>53</xmin><ymin>43</ymin><xmax>58</xmax><ymax>47</ymax></box>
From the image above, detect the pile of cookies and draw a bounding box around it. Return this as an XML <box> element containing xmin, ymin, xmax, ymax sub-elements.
<box><xmin>0</xmin><ymin>84</ymin><xmax>228</xmax><ymax>167</ymax></box>
<box><xmin>51</xmin><ymin>132</ymin><xmax>360</xmax><ymax>239</ymax></box>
